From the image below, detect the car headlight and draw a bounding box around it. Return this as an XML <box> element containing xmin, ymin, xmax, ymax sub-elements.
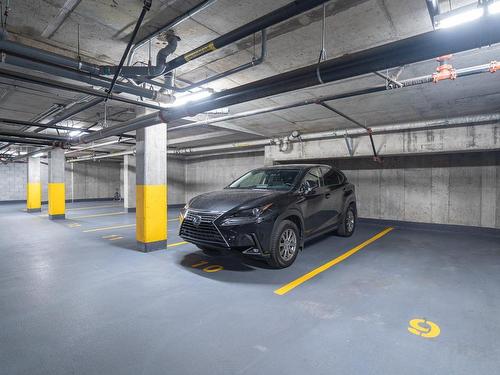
<box><xmin>233</xmin><ymin>203</ymin><xmax>273</xmax><ymax>218</ymax></box>
<box><xmin>221</xmin><ymin>203</ymin><xmax>273</xmax><ymax>226</ymax></box>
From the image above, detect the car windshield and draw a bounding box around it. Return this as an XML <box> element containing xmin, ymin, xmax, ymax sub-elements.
<box><xmin>226</xmin><ymin>169</ymin><xmax>301</xmax><ymax>191</ymax></box>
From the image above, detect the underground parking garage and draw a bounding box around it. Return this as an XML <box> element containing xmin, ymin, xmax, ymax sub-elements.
<box><xmin>0</xmin><ymin>0</ymin><xmax>500</xmax><ymax>373</ymax></box>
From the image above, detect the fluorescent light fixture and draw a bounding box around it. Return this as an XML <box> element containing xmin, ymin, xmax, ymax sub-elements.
<box><xmin>171</xmin><ymin>90</ymin><xmax>213</xmax><ymax>107</ymax></box>
<box><xmin>69</xmin><ymin>130</ymin><xmax>83</xmax><ymax>137</ymax></box>
<box><xmin>18</xmin><ymin>151</ymin><xmax>27</xmax><ymax>155</ymax></box>
<box><xmin>489</xmin><ymin>1</ymin><xmax>500</xmax><ymax>14</ymax></box>
<box><xmin>436</xmin><ymin>7</ymin><xmax>484</xmax><ymax>29</ymax></box>
<box><xmin>32</xmin><ymin>152</ymin><xmax>44</xmax><ymax>158</ymax></box>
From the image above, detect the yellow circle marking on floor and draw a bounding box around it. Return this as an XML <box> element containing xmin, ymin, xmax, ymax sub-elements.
<box><xmin>408</xmin><ymin>318</ymin><xmax>440</xmax><ymax>338</ymax></box>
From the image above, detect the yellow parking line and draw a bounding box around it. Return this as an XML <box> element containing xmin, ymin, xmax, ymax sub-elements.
<box><xmin>83</xmin><ymin>224</ymin><xmax>136</xmax><ymax>233</ymax></box>
<box><xmin>167</xmin><ymin>241</ymin><xmax>188</xmax><ymax>248</ymax></box>
<box><xmin>71</xmin><ymin>212</ymin><xmax>125</xmax><ymax>219</ymax></box>
<box><xmin>67</xmin><ymin>204</ymin><xmax>122</xmax><ymax>211</ymax></box>
<box><xmin>108</xmin><ymin>236</ymin><xmax>123</xmax><ymax>241</ymax></box>
<box><xmin>274</xmin><ymin>227</ymin><xmax>394</xmax><ymax>296</ymax></box>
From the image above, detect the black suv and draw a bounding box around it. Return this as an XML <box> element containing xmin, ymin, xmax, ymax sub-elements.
<box><xmin>179</xmin><ymin>164</ymin><xmax>356</xmax><ymax>268</ymax></box>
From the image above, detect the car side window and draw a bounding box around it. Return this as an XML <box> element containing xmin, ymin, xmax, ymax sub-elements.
<box><xmin>302</xmin><ymin>167</ymin><xmax>323</xmax><ymax>190</ymax></box>
<box><xmin>321</xmin><ymin>167</ymin><xmax>344</xmax><ymax>187</ymax></box>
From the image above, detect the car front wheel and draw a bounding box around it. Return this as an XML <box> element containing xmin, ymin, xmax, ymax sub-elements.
<box><xmin>336</xmin><ymin>204</ymin><xmax>356</xmax><ymax>237</ymax></box>
<box><xmin>267</xmin><ymin>220</ymin><xmax>300</xmax><ymax>269</ymax></box>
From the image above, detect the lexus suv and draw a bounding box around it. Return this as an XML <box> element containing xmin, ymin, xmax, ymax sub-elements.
<box><xmin>179</xmin><ymin>164</ymin><xmax>356</xmax><ymax>268</ymax></box>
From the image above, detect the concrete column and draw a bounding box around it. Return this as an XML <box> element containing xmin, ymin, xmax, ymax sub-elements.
<box><xmin>124</xmin><ymin>154</ymin><xmax>136</xmax><ymax>212</ymax></box>
<box><xmin>26</xmin><ymin>156</ymin><xmax>41</xmax><ymax>213</ymax></box>
<box><xmin>48</xmin><ymin>148</ymin><xmax>65</xmax><ymax>220</ymax></box>
<box><xmin>136</xmin><ymin>123</ymin><xmax>167</xmax><ymax>252</ymax></box>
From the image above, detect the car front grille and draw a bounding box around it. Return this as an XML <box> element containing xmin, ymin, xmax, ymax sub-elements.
<box><xmin>180</xmin><ymin>210</ymin><xmax>227</xmax><ymax>246</ymax></box>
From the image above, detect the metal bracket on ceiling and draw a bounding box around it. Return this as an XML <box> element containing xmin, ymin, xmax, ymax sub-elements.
<box><xmin>344</xmin><ymin>134</ymin><xmax>354</xmax><ymax>157</ymax></box>
<box><xmin>318</xmin><ymin>101</ymin><xmax>382</xmax><ymax>163</ymax></box>
<box><xmin>367</xmin><ymin>128</ymin><xmax>382</xmax><ymax>163</ymax></box>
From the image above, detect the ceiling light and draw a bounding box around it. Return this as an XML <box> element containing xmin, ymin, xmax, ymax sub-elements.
<box><xmin>69</xmin><ymin>130</ymin><xmax>83</xmax><ymax>137</ymax></box>
<box><xmin>32</xmin><ymin>152</ymin><xmax>44</xmax><ymax>158</ymax></box>
<box><xmin>489</xmin><ymin>1</ymin><xmax>500</xmax><ymax>14</ymax></box>
<box><xmin>436</xmin><ymin>7</ymin><xmax>484</xmax><ymax>29</ymax></box>
<box><xmin>171</xmin><ymin>90</ymin><xmax>213</xmax><ymax>107</ymax></box>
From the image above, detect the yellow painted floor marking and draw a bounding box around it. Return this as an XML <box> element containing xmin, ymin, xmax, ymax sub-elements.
<box><xmin>274</xmin><ymin>227</ymin><xmax>394</xmax><ymax>296</ymax></box>
<box><xmin>168</xmin><ymin>218</ymin><xmax>179</xmax><ymax>222</ymax></box>
<box><xmin>68</xmin><ymin>223</ymin><xmax>81</xmax><ymax>228</ymax></box>
<box><xmin>83</xmin><ymin>224</ymin><xmax>136</xmax><ymax>233</ymax></box>
<box><xmin>71</xmin><ymin>211</ymin><xmax>126</xmax><ymax>219</ymax></box>
<box><xmin>67</xmin><ymin>204</ymin><xmax>122</xmax><ymax>211</ymax></box>
<box><xmin>167</xmin><ymin>241</ymin><xmax>188</xmax><ymax>248</ymax></box>
<box><xmin>108</xmin><ymin>236</ymin><xmax>123</xmax><ymax>241</ymax></box>
<box><xmin>408</xmin><ymin>318</ymin><xmax>440</xmax><ymax>338</ymax></box>
<box><xmin>102</xmin><ymin>234</ymin><xmax>119</xmax><ymax>239</ymax></box>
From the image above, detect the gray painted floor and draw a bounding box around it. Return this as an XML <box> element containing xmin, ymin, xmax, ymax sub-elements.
<box><xmin>1</xmin><ymin>201</ymin><xmax>499</xmax><ymax>375</ymax></box>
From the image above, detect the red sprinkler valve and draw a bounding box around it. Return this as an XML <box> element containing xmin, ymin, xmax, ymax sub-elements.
<box><xmin>432</xmin><ymin>55</ymin><xmax>456</xmax><ymax>83</ymax></box>
<box><xmin>490</xmin><ymin>61</ymin><xmax>500</xmax><ymax>73</ymax></box>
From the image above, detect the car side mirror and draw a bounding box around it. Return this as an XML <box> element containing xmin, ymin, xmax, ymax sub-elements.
<box><xmin>300</xmin><ymin>180</ymin><xmax>316</xmax><ymax>195</ymax></box>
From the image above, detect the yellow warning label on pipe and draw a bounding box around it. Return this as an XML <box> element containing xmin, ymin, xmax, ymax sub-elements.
<box><xmin>184</xmin><ymin>42</ymin><xmax>216</xmax><ymax>62</ymax></box>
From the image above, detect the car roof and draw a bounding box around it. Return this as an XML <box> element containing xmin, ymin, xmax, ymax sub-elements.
<box><xmin>262</xmin><ymin>164</ymin><xmax>332</xmax><ymax>170</ymax></box>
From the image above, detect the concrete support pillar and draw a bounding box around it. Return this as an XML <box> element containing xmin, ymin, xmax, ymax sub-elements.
<box><xmin>26</xmin><ymin>156</ymin><xmax>41</xmax><ymax>213</ymax></box>
<box><xmin>136</xmin><ymin>123</ymin><xmax>167</xmax><ymax>252</ymax></box>
<box><xmin>124</xmin><ymin>154</ymin><xmax>136</xmax><ymax>212</ymax></box>
<box><xmin>48</xmin><ymin>148</ymin><xmax>65</xmax><ymax>220</ymax></box>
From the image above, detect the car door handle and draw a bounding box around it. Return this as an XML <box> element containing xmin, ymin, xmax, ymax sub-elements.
<box><xmin>325</xmin><ymin>193</ymin><xmax>331</xmax><ymax>199</ymax></box>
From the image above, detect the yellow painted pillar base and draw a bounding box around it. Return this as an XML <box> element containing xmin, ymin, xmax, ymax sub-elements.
<box><xmin>26</xmin><ymin>182</ymin><xmax>42</xmax><ymax>213</ymax></box>
<box><xmin>136</xmin><ymin>184</ymin><xmax>167</xmax><ymax>252</ymax></box>
<box><xmin>48</xmin><ymin>183</ymin><xmax>65</xmax><ymax>220</ymax></box>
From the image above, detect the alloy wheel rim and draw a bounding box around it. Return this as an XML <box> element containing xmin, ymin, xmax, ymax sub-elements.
<box><xmin>279</xmin><ymin>228</ymin><xmax>297</xmax><ymax>261</ymax></box>
<box><xmin>346</xmin><ymin>210</ymin><xmax>355</xmax><ymax>232</ymax></box>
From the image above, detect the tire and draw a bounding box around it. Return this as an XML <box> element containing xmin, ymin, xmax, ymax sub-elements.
<box><xmin>336</xmin><ymin>204</ymin><xmax>356</xmax><ymax>237</ymax></box>
<box><xmin>266</xmin><ymin>220</ymin><xmax>300</xmax><ymax>269</ymax></box>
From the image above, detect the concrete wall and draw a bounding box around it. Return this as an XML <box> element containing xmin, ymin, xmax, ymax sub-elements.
<box><xmin>278</xmin><ymin>152</ymin><xmax>500</xmax><ymax>229</ymax></box>
<box><xmin>0</xmin><ymin>160</ymin><xmax>121</xmax><ymax>202</ymax></box>
<box><xmin>184</xmin><ymin>152</ymin><xmax>265</xmax><ymax>202</ymax></box>
<box><xmin>0</xmin><ymin>162</ymin><xmax>27</xmax><ymax>201</ymax></box>
<box><xmin>168</xmin><ymin>156</ymin><xmax>186</xmax><ymax>206</ymax></box>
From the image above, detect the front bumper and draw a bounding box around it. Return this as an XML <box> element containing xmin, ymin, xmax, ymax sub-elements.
<box><xmin>179</xmin><ymin>209</ymin><xmax>275</xmax><ymax>256</ymax></box>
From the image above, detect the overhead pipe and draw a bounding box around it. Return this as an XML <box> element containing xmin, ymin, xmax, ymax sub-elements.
<box><xmin>160</xmin><ymin>13</ymin><xmax>500</xmax><ymax>121</ymax></box>
<box><xmin>174</xmin><ymin>29</ymin><xmax>268</xmax><ymax>92</ymax></box>
<box><xmin>0</xmin><ymin>129</ymin><xmax>71</xmax><ymax>142</ymax></box>
<box><xmin>101</xmin><ymin>32</ymin><xmax>179</xmax><ymax>79</ymax></box>
<box><xmin>159</xmin><ymin>0</ymin><xmax>333</xmax><ymax>74</ymax></box>
<box><xmin>68</xmin><ymin>149</ymin><xmax>136</xmax><ymax>163</ymax></box>
<box><xmin>2</xmin><ymin>55</ymin><xmax>158</xmax><ymax>100</ymax></box>
<box><xmin>0</xmin><ymin>117</ymin><xmax>93</xmax><ymax>133</ymax></box>
<box><xmin>104</xmin><ymin>0</ymin><xmax>153</xmax><ymax>96</ymax></box>
<box><xmin>169</xmin><ymin>113</ymin><xmax>500</xmax><ymax>155</ymax></box>
<box><xmin>77</xmin><ymin>12</ymin><xmax>500</xmax><ymax>143</ymax></box>
<box><xmin>6</xmin><ymin>12</ymin><xmax>497</xmax><ymax>147</ymax></box>
<box><xmin>0</xmin><ymin>135</ymin><xmax>57</xmax><ymax>146</ymax></box>
<box><xmin>169</xmin><ymin>58</ymin><xmax>500</xmax><ymax>133</ymax></box>
<box><xmin>126</xmin><ymin>0</ymin><xmax>218</xmax><ymax>66</ymax></box>
<box><xmin>0</xmin><ymin>67</ymin><xmax>165</xmax><ymax>110</ymax></box>
<box><xmin>65</xmin><ymin>139</ymin><xmax>125</xmax><ymax>155</ymax></box>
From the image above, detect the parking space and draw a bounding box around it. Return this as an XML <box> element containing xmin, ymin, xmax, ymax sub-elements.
<box><xmin>1</xmin><ymin>201</ymin><xmax>499</xmax><ymax>374</ymax></box>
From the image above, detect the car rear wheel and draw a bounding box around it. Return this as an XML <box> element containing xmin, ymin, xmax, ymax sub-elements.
<box><xmin>336</xmin><ymin>204</ymin><xmax>356</xmax><ymax>237</ymax></box>
<box><xmin>267</xmin><ymin>220</ymin><xmax>300</xmax><ymax>269</ymax></box>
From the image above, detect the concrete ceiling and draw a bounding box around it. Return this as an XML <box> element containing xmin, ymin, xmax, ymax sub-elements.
<box><xmin>0</xmin><ymin>0</ymin><xmax>499</xmax><ymax>156</ymax></box>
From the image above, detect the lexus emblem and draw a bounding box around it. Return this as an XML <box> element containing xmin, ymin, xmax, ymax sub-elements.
<box><xmin>192</xmin><ymin>215</ymin><xmax>202</xmax><ymax>226</ymax></box>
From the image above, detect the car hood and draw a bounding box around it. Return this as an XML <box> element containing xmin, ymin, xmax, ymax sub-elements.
<box><xmin>188</xmin><ymin>189</ymin><xmax>284</xmax><ymax>212</ymax></box>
